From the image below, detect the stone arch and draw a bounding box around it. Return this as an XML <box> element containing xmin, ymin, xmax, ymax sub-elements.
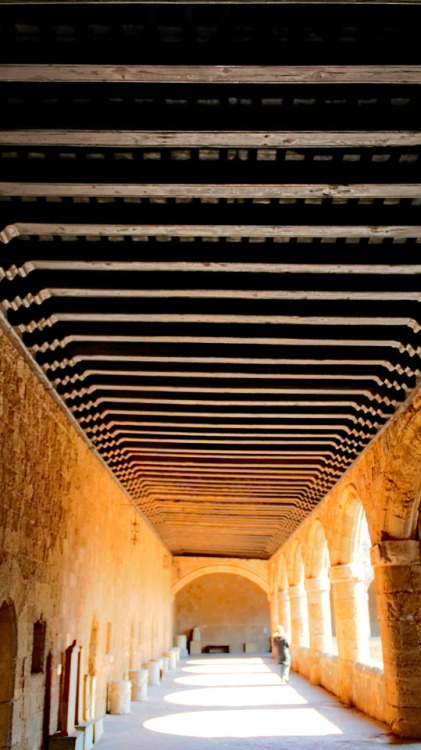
<box><xmin>305</xmin><ymin>519</ymin><xmax>331</xmax><ymax>579</ymax></box>
<box><xmin>0</xmin><ymin>599</ymin><xmax>17</xmax><ymax>748</ymax></box>
<box><xmin>172</xmin><ymin>564</ymin><xmax>270</xmax><ymax>596</ymax></box>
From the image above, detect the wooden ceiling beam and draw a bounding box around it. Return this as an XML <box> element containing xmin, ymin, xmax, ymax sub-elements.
<box><xmin>3</xmin><ymin>183</ymin><xmax>421</xmax><ymax>200</ymax></box>
<box><xmin>1</xmin><ymin>64</ymin><xmax>421</xmax><ymax>84</ymax></box>
<box><xmin>4</xmin><ymin>223</ymin><xmax>421</xmax><ymax>244</ymax></box>
<box><xmin>1</xmin><ymin>130</ymin><xmax>421</xmax><ymax>148</ymax></box>
<box><xmin>0</xmin><ymin>1</ymin><xmax>419</xmax><ymax>5</ymax></box>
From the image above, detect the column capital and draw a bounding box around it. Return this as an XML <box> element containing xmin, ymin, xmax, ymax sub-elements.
<box><xmin>276</xmin><ymin>589</ymin><xmax>289</xmax><ymax>601</ymax></box>
<box><xmin>305</xmin><ymin>576</ymin><xmax>330</xmax><ymax>592</ymax></box>
<box><xmin>328</xmin><ymin>562</ymin><xmax>364</xmax><ymax>582</ymax></box>
<box><xmin>288</xmin><ymin>583</ymin><xmax>305</xmax><ymax>598</ymax></box>
<box><xmin>370</xmin><ymin>539</ymin><xmax>421</xmax><ymax>567</ymax></box>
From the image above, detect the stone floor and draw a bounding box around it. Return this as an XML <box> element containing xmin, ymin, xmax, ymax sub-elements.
<box><xmin>98</xmin><ymin>655</ymin><xmax>421</xmax><ymax>750</ymax></box>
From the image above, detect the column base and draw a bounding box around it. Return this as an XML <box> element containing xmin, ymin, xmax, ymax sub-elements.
<box><xmin>386</xmin><ymin>705</ymin><xmax>421</xmax><ymax>738</ymax></box>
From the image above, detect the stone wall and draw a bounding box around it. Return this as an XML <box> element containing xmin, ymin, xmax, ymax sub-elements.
<box><xmin>174</xmin><ymin>573</ymin><xmax>271</xmax><ymax>653</ymax></box>
<box><xmin>0</xmin><ymin>329</ymin><xmax>174</xmax><ymax>749</ymax></box>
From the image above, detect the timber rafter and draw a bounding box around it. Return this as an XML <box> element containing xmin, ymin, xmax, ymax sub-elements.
<box><xmin>1</xmin><ymin>0</ymin><xmax>421</xmax><ymax>557</ymax></box>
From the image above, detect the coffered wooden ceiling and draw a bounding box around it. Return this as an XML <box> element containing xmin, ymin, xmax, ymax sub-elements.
<box><xmin>1</xmin><ymin>0</ymin><xmax>421</xmax><ymax>558</ymax></box>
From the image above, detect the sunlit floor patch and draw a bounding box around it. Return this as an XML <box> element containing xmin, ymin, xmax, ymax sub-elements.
<box><xmin>144</xmin><ymin>707</ymin><xmax>343</xmax><ymax>738</ymax></box>
<box><xmin>164</xmin><ymin>684</ymin><xmax>308</xmax><ymax>707</ymax></box>
<box><xmin>182</xmin><ymin>664</ymin><xmax>272</xmax><ymax>674</ymax></box>
<box><xmin>187</xmin><ymin>658</ymin><xmax>265</xmax><ymax>666</ymax></box>
<box><xmin>175</xmin><ymin>672</ymin><xmax>282</xmax><ymax>687</ymax></box>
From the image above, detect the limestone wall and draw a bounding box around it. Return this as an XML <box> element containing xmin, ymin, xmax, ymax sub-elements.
<box><xmin>174</xmin><ymin>573</ymin><xmax>271</xmax><ymax>653</ymax></box>
<box><xmin>0</xmin><ymin>329</ymin><xmax>174</xmax><ymax>749</ymax></box>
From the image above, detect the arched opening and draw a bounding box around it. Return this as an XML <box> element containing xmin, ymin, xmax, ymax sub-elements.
<box><xmin>289</xmin><ymin>542</ymin><xmax>309</xmax><ymax>648</ymax></box>
<box><xmin>0</xmin><ymin>600</ymin><xmax>17</xmax><ymax>748</ymax></box>
<box><xmin>277</xmin><ymin>556</ymin><xmax>290</xmax><ymax>636</ymax></box>
<box><xmin>359</xmin><ymin>513</ymin><xmax>382</xmax><ymax>665</ymax></box>
<box><xmin>340</xmin><ymin>490</ymin><xmax>382</xmax><ymax>666</ymax></box>
<box><xmin>172</xmin><ymin>565</ymin><xmax>269</xmax><ymax>597</ymax></box>
<box><xmin>305</xmin><ymin>520</ymin><xmax>334</xmax><ymax>654</ymax></box>
<box><xmin>174</xmin><ymin>572</ymin><xmax>271</xmax><ymax>654</ymax></box>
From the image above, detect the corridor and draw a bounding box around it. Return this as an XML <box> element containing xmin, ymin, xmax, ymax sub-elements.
<box><xmin>98</xmin><ymin>656</ymin><xmax>418</xmax><ymax>750</ymax></box>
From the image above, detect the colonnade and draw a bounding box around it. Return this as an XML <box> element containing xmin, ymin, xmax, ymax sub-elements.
<box><xmin>268</xmin><ymin>462</ymin><xmax>421</xmax><ymax>739</ymax></box>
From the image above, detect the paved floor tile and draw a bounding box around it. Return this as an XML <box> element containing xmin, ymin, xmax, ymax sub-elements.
<box><xmin>98</xmin><ymin>655</ymin><xmax>421</xmax><ymax>750</ymax></box>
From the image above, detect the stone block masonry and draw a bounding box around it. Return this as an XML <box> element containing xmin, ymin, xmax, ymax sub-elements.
<box><xmin>0</xmin><ymin>329</ymin><xmax>173</xmax><ymax>749</ymax></box>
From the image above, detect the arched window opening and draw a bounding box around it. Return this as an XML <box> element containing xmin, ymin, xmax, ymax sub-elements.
<box><xmin>360</xmin><ymin>514</ymin><xmax>382</xmax><ymax>666</ymax></box>
<box><xmin>289</xmin><ymin>543</ymin><xmax>310</xmax><ymax>648</ymax></box>
<box><xmin>276</xmin><ymin>556</ymin><xmax>291</xmax><ymax>638</ymax></box>
<box><xmin>306</xmin><ymin>521</ymin><xmax>334</xmax><ymax>655</ymax></box>
<box><xmin>346</xmin><ymin>497</ymin><xmax>382</xmax><ymax>667</ymax></box>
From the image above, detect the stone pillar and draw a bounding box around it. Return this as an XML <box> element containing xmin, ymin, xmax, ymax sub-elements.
<box><xmin>269</xmin><ymin>592</ymin><xmax>279</xmax><ymax>635</ymax></box>
<box><xmin>269</xmin><ymin>592</ymin><xmax>279</xmax><ymax>658</ymax></box>
<box><xmin>288</xmin><ymin>584</ymin><xmax>309</xmax><ymax>647</ymax></box>
<box><xmin>276</xmin><ymin>590</ymin><xmax>291</xmax><ymax>635</ymax></box>
<box><xmin>148</xmin><ymin>660</ymin><xmax>160</xmax><ymax>686</ymax></box>
<box><xmin>169</xmin><ymin>648</ymin><xmax>177</xmax><ymax>669</ymax></box>
<box><xmin>305</xmin><ymin>576</ymin><xmax>332</xmax><ymax>685</ymax></box>
<box><xmin>162</xmin><ymin>655</ymin><xmax>169</xmax><ymax>673</ymax></box>
<box><xmin>371</xmin><ymin>540</ymin><xmax>421</xmax><ymax>738</ymax></box>
<box><xmin>129</xmin><ymin>669</ymin><xmax>148</xmax><ymax>701</ymax></box>
<box><xmin>329</xmin><ymin>563</ymin><xmax>369</xmax><ymax>704</ymax></box>
<box><xmin>109</xmin><ymin>680</ymin><xmax>131</xmax><ymax>715</ymax></box>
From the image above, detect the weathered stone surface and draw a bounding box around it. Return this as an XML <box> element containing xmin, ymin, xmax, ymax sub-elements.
<box><xmin>109</xmin><ymin>681</ymin><xmax>131</xmax><ymax>715</ymax></box>
<box><xmin>0</xmin><ymin>330</ymin><xmax>173</xmax><ymax>748</ymax></box>
<box><xmin>175</xmin><ymin>574</ymin><xmax>270</xmax><ymax>654</ymax></box>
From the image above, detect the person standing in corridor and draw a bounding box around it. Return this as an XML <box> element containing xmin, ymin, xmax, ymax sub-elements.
<box><xmin>273</xmin><ymin>625</ymin><xmax>291</xmax><ymax>684</ymax></box>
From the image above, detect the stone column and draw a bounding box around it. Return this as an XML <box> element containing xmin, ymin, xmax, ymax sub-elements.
<box><xmin>288</xmin><ymin>584</ymin><xmax>309</xmax><ymax>647</ymax></box>
<box><xmin>269</xmin><ymin>592</ymin><xmax>279</xmax><ymax>658</ymax></box>
<box><xmin>148</xmin><ymin>660</ymin><xmax>160</xmax><ymax>686</ymax></box>
<box><xmin>269</xmin><ymin>592</ymin><xmax>279</xmax><ymax>635</ymax></box>
<box><xmin>305</xmin><ymin>576</ymin><xmax>332</xmax><ymax>685</ymax></box>
<box><xmin>276</xmin><ymin>589</ymin><xmax>291</xmax><ymax>635</ymax></box>
<box><xmin>168</xmin><ymin>648</ymin><xmax>177</xmax><ymax>669</ymax></box>
<box><xmin>371</xmin><ymin>540</ymin><xmax>421</xmax><ymax>738</ymax></box>
<box><xmin>329</xmin><ymin>563</ymin><xmax>369</xmax><ymax>704</ymax></box>
<box><xmin>109</xmin><ymin>680</ymin><xmax>131</xmax><ymax>715</ymax></box>
<box><xmin>129</xmin><ymin>669</ymin><xmax>148</xmax><ymax>701</ymax></box>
